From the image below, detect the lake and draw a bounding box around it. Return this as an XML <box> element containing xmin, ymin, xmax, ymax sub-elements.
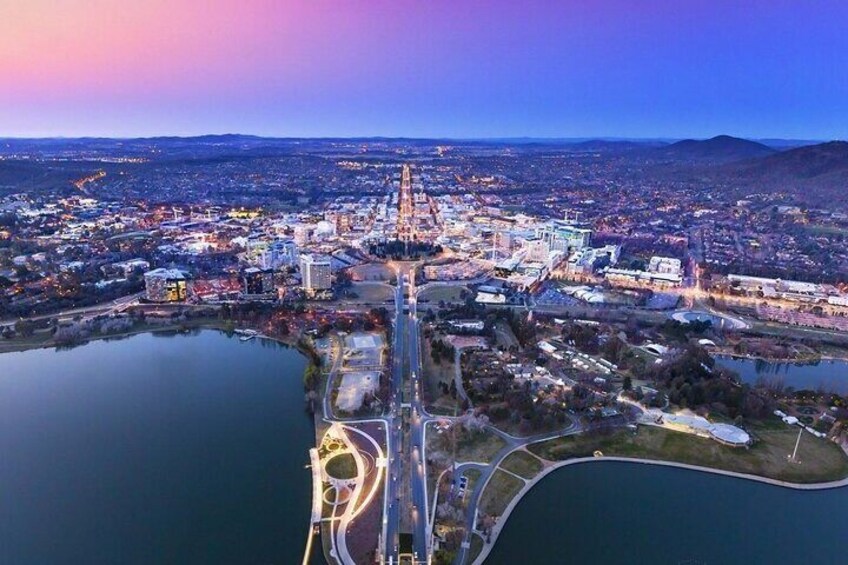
<box><xmin>0</xmin><ymin>330</ymin><xmax>315</xmax><ymax>565</ymax></box>
<box><xmin>715</xmin><ymin>355</ymin><xmax>848</xmax><ymax>395</ymax></box>
<box><xmin>487</xmin><ymin>461</ymin><xmax>848</xmax><ymax>564</ymax></box>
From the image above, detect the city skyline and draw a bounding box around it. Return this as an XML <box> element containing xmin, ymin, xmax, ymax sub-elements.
<box><xmin>2</xmin><ymin>0</ymin><xmax>847</xmax><ymax>139</ymax></box>
<box><xmin>2</xmin><ymin>135</ymin><xmax>848</xmax><ymax>564</ymax></box>
<box><xmin>2</xmin><ymin>3</ymin><xmax>848</xmax><ymax>564</ymax></box>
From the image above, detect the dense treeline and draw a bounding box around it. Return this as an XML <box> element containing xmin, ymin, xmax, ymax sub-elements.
<box><xmin>647</xmin><ymin>344</ymin><xmax>773</xmax><ymax>419</ymax></box>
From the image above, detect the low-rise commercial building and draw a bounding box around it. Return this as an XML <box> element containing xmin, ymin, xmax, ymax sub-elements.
<box><xmin>144</xmin><ymin>268</ymin><xmax>188</xmax><ymax>302</ymax></box>
<box><xmin>242</xmin><ymin>267</ymin><xmax>275</xmax><ymax>296</ymax></box>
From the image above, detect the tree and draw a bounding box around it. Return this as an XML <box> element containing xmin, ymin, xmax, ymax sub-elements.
<box><xmin>14</xmin><ymin>319</ymin><xmax>35</xmax><ymax>337</ymax></box>
<box><xmin>303</xmin><ymin>363</ymin><xmax>320</xmax><ymax>391</ymax></box>
<box><xmin>335</xmin><ymin>269</ymin><xmax>353</xmax><ymax>288</ymax></box>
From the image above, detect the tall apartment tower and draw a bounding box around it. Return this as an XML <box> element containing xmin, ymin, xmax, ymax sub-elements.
<box><xmin>299</xmin><ymin>253</ymin><xmax>332</xmax><ymax>295</ymax></box>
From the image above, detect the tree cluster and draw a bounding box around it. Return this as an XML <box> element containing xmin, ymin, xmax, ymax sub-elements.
<box><xmin>430</xmin><ymin>338</ymin><xmax>456</xmax><ymax>364</ymax></box>
<box><xmin>649</xmin><ymin>344</ymin><xmax>773</xmax><ymax>419</ymax></box>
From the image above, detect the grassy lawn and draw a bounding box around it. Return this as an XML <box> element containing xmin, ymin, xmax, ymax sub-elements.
<box><xmin>347</xmin><ymin>282</ymin><xmax>393</xmax><ymax>302</ymax></box>
<box><xmin>479</xmin><ymin>469</ymin><xmax>525</xmax><ymax>517</ymax></box>
<box><xmin>427</xmin><ymin>403</ymin><xmax>460</xmax><ymax>416</ymax></box>
<box><xmin>350</xmin><ymin>262</ymin><xmax>394</xmax><ymax>282</ymax></box>
<box><xmin>422</xmin><ymin>338</ymin><xmax>459</xmax><ymax>413</ymax></box>
<box><xmin>463</xmin><ymin>467</ymin><xmax>482</xmax><ymax>493</ymax></box>
<box><xmin>418</xmin><ymin>284</ymin><xmax>467</xmax><ymax>304</ymax></box>
<box><xmin>425</xmin><ymin>425</ymin><xmax>446</xmax><ymax>498</ymax></box>
<box><xmin>456</xmin><ymin>430</ymin><xmax>508</xmax><ymax>464</ymax></box>
<box><xmin>427</xmin><ymin>429</ymin><xmax>506</xmax><ymax>499</ymax></box>
<box><xmin>492</xmin><ymin>414</ymin><xmax>574</xmax><ymax>439</ymax></box>
<box><xmin>325</xmin><ymin>453</ymin><xmax>357</xmax><ymax>480</ymax></box>
<box><xmin>0</xmin><ymin>329</ymin><xmax>55</xmax><ymax>353</ymax></box>
<box><xmin>493</xmin><ymin>320</ymin><xmax>519</xmax><ymax>349</ymax></box>
<box><xmin>529</xmin><ymin>424</ymin><xmax>848</xmax><ymax>484</ymax></box>
<box><xmin>500</xmin><ymin>450</ymin><xmax>544</xmax><ymax>480</ymax></box>
<box><xmin>433</xmin><ymin>548</ymin><xmax>457</xmax><ymax>565</ymax></box>
<box><xmin>466</xmin><ymin>533</ymin><xmax>485</xmax><ymax>565</ymax></box>
<box><xmin>628</xmin><ymin>343</ymin><xmax>660</xmax><ymax>366</ymax></box>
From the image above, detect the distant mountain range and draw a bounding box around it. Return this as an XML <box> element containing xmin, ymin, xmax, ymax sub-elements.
<box><xmin>722</xmin><ymin>140</ymin><xmax>848</xmax><ymax>201</ymax></box>
<box><xmin>731</xmin><ymin>140</ymin><xmax>848</xmax><ymax>177</ymax></box>
<box><xmin>656</xmin><ymin>135</ymin><xmax>777</xmax><ymax>163</ymax></box>
<box><xmin>629</xmin><ymin>134</ymin><xmax>848</xmax><ymax>204</ymax></box>
<box><xmin>2</xmin><ymin>133</ymin><xmax>846</xmax><ymax>204</ymax></box>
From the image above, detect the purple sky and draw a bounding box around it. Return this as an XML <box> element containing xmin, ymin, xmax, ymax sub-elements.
<box><xmin>1</xmin><ymin>0</ymin><xmax>846</xmax><ymax>138</ymax></box>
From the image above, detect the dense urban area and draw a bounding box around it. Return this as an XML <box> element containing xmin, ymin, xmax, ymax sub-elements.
<box><xmin>2</xmin><ymin>135</ymin><xmax>848</xmax><ymax>565</ymax></box>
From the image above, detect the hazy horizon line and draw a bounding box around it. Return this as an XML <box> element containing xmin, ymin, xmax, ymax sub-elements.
<box><xmin>0</xmin><ymin>133</ymin><xmax>832</xmax><ymax>143</ymax></box>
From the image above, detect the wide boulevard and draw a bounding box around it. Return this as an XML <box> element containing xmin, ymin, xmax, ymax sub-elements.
<box><xmin>384</xmin><ymin>267</ymin><xmax>429</xmax><ymax>564</ymax></box>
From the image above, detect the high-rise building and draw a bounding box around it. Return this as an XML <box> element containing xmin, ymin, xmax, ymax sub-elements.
<box><xmin>293</xmin><ymin>225</ymin><xmax>311</xmax><ymax>246</ymax></box>
<box><xmin>267</xmin><ymin>238</ymin><xmax>298</xmax><ymax>269</ymax></box>
<box><xmin>299</xmin><ymin>253</ymin><xmax>332</xmax><ymax>295</ymax></box>
<box><xmin>144</xmin><ymin>268</ymin><xmax>188</xmax><ymax>302</ymax></box>
<box><xmin>335</xmin><ymin>213</ymin><xmax>352</xmax><ymax>234</ymax></box>
<box><xmin>537</xmin><ymin>218</ymin><xmax>592</xmax><ymax>254</ymax></box>
<box><xmin>495</xmin><ymin>231</ymin><xmax>514</xmax><ymax>253</ymax></box>
<box><xmin>242</xmin><ymin>267</ymin><xmax>275</xmax><ymax>296</ymax></box>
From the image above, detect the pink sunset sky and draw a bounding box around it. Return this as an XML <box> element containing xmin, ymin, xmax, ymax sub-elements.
<box><xmin>1</xmin><ymin>0</ymin><xmax>846</xmax><ymax>138</ymax></box>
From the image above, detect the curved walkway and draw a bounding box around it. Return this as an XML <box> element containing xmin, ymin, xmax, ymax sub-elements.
<box><xmin>452</xmin><ymin>347</ymin><xmax>472</xmax><ymax>408</ymax></box>
<box><xmin>333</xmin><ymin>424</ymin><xmax>366</xmax><ymax>565</ymax></box>
<box><xmin>472</xmin><ymin>454</ymin><xmax>848</xmax><ymax>565</ymax></box>
<box><xmin>671</xmin><ymin>308</ymin><xmax>750</xmax><ymax>330</ymax></box>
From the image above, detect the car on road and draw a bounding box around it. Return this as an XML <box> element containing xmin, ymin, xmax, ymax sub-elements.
<box><xmin>458</xmin><ymin>475</ymin><xmax>469</xmax><ymax>498</ymax></box>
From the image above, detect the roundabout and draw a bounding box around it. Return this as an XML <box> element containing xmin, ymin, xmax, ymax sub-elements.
<box><xmin>671</xmin><ymin>310</ymin><xmax>750</xmax><ymax>330</ymax></box>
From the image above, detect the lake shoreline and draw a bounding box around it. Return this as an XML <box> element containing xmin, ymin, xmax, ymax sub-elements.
<box><xmin>0</xmin><ymin>330</ymin><xmax>315</xmax><ymax>564</ymax></box>
<box><xmin>714</xmin><ymin>352</ymin><xmax>848</xmax><ymax>395</ymax></box>
<box><xmin>0</xmin><ymin>319</ymin><xmax>303</xmax><ymax>355</ymax></box>
<box><xmin>474</xmin><ymin>454</ymin><xmax>848</xmax><ymax>565</ymax></box>
<box><xmin>713</xmin><ymin>350</ymin><xmax>848</xmax><ymax>365</ymax></box>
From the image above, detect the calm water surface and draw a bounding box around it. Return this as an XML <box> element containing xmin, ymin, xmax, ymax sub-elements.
<box><xmin>488</xmin><ymin>461</ymin><xmax>848</xmax><ymax>565</ymax></box>
<box><xmin>0</xmin><ymin>330</ymin><xmax>314</xmax><ymax>565</ymax></box>
<box><xmin>715</xmin><ymin>355</ymin><xmax>848</xmax><ymax>394</ymax></box>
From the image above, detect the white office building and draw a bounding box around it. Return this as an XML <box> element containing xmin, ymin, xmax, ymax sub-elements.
<box><xmin>537</xmin><ymin>219</ymin><xmax>592</xmax><ymax>254</ymax></box>
<box><xmin>300</xmin><ymin>253</ymin><xmax>332</xmax><ymax>294</ymax></box>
